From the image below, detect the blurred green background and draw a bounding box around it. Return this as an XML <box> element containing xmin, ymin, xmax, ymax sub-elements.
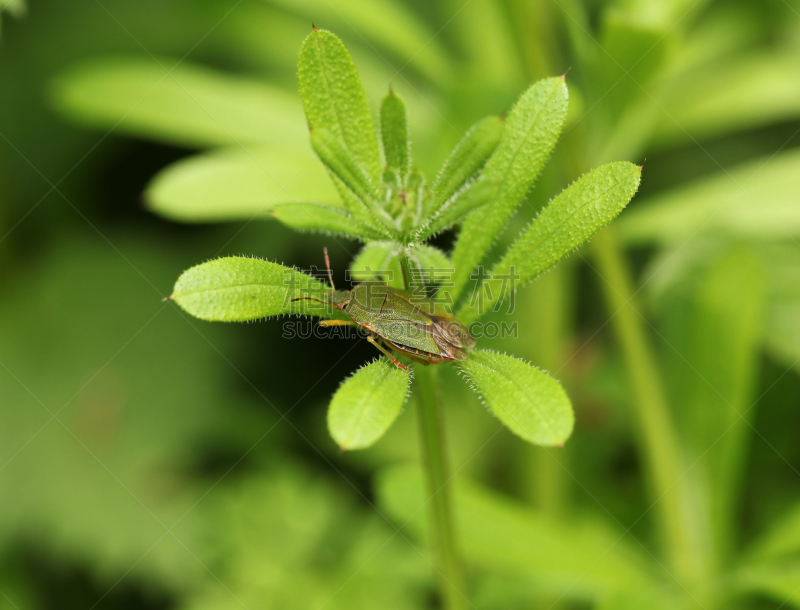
<box><xmin>2</xmin><ymin>0</ymin><xmax>800</xmax><ymax>608</ymax></box>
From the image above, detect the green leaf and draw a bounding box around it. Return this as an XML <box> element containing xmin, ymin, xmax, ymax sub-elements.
<box><xmin>746</xmin><ymin>500</ymin><xmax>800</xmax><ymax>563</ymax></box>
<box><xmin>656</xmin><ymin>53</ymin><xmax>800</xmax><ymax>147</ymax></box>
<box><xmin>460</xmin><ymin>162</ymin><xmax>641</xmax><ymax>324</ymax></box>
<box><xmin>451</xmin><ymin>78</ymin><xmax>569</xmax><ymax>299</ymax></box>
<box><xmin>417</xmin><ymin>177</ymin><xmax>498</xmax><ymax>239</ymax></box>
<box><xmin>442</xmin><ymin>0</ymin><xmax>523</xmax><ymax>85</ymax></box>
<box><xmin>328</xmin><ymin>359</ymin><xmax>411</xmax><ymax>450</ymax></box>
<box><xmin>0</xmin><ymin>0</ymin><xmax>25</xmax><ymax>37</ymax></box>
<box><xmin>350</xmin><ymin>244</ymin><xmax>451</xmax><ymax>292</ymax></box>
<box><xmin>409</xmin><ymin>244</ymin><xmax>451</xmax><ymax>275</ymax></box>
<box><xmin>271</xmin><ymin>0</ymin><xmax>450</xmax><ymax>84</ymax></box>
<box><xmin>458</xmin><ymin>350</ymin><xmax>573</xmax><ymax>446</ymax></box>
<box><xmin>171</xmin><ymin>257</ymin><xmax>347</xmax><ymax>322</ymax></box>
<box><xmin>617</xmin><ymin>149</ymin><xmax>800</xmax><ymax>244</ymax></box>
<box><xmin>656</xmin><ymin>246</ymin><xmax>764</xmax><ymax>559</ymax></box>
<box><xmin>732</xmin><ymin>563</ymin><xmax>800</xmax><ymax>610</ymax></box>
<box><xmin>594</xmin><ymin>589</ymin><xmax>672</xmax><ymax>610</ymax></box>
<box><xmin>145</xmin><ymin>147</ymin><xmax>341</xmax><ymax>223</ymax></box>
<box><xmin>474</xmin><ymin>576</ymin><xmax>669</xmax><ymax>610</ymax></box>
<box><xmin>51</xmin><ymin>58</ymin><xmax>306</xmax><ymax>149</ymax></box>
<box><xmin>310</xmin><ymin>127</ymin><xmax>383</xmax><ymax>209</ymax></box>
<box><xmin>310</xmin><ymin>127</ymin><xmax>379</xmax><ymax>204</ymax></box>
<box><xmin>376</xmin><ymin>466</ymin><xmax>662</xmax><ymax>601</ymax></box>
<box><xmin>298</xmin><ymin>29</ymin><xmax>381</xmax><ymax>180</ymax></box>
<box><xmin>758</xmin><ymin>243</ymin><xmax>800</xmax><ymax>370</ymax></box>
<box><xmin>350</xmin><ymin>242</ymin><xmax>403</xmax><ymax>286</ymax></box>
<box><xmin>310</xmin><ymin>128</ymin><xmax>393</xmax><ymax>236</ymax></box>
<box><xmin>1</xmin><ymin>0</ymin><xmax>25</xmax><ymax>17</ymax></box>
<box><xmin>595</xmin><ymin>12</ymin><xmax>671</xmax><ymax>120</ymax></box>
<box><xmin>429</xmin><ymin>115</ymin><xmax>504</xmax><ymax>214</ymax></box>
<box><xmin>270</xmin><ymin>203</ymin><xmax>382</xmax><ymax>240</ymax></box>
<box><xmin>380</xmin><ymin>90</ymin><xmax>410</xmax><ymax>182</ymax></box>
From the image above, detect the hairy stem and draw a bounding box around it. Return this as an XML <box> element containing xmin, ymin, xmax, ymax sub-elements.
<box><xmin>592</xmin><ymin>227</ymin><xmax>694</xmax><ymax>580</ymax></box>
<box><xmin>415</xmin><ymin>364</ymin><xmax>468</xmax><ymax>610</ymax></box>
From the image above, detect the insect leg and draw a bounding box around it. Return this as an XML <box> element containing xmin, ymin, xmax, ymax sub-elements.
<box><xmin>323</xmin><ymin>247</ymin><xmax>336</xmax><ymax>291</ymax></box>
<box><xmin>395</xmin><ymin>349</ymin><xmax>431</xmax><ymax>366</ymax></box>
<box><xmin>318</xmin><ymin>319</ymin><xmax>356</xmax><ymax>327</ymax></box>
<box><xmin>367</xmin><ymin>335</ymin><xmax>409</xmax><ymax>371</ymax></box>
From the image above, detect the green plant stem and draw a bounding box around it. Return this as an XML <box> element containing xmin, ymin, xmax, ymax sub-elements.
<box><xmin>592</xmin><ymin>227</ymin><xmax>694</xmax><ymax>580</ymax></box>
<box><xmin>398</xmin><ymin>251</ymin><xmax>414</xmax><ymax>292</ymax></box>
<box><xmin>415</xmin><ymin>364</ymin><xmax>468</xmax><ymax>610</ymax></box>
<box><xmin>398</xmin><ymin>250</ymin><xmax>467</xmax><ymax>608</ymax></box>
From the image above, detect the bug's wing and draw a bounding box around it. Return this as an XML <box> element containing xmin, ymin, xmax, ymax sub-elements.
<box><xmin>431</xmin><ymin>339</ymin><xmax>469</xmax><ymax>360</ymax></box>
<box><xmin>383</xmin><ymin>287</ymin><xmax>475</xmax><ymax>345</ymax></box>
<box><xmin>427</xmin><ymin>313</ymin><xmax>477</xmax><ymax>348</ymax></box>
<box><xmin>371</xmin><ymin>317</ymin><xmax>442</xmax><ymax>354</ymax></box>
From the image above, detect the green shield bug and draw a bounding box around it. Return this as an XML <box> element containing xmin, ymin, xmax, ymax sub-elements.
<box><xmin>293</xmin><ymin>249</ymin><xmax>476</xmax><ymax>370</ymax></box>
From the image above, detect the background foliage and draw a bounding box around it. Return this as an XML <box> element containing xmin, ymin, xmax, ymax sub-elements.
<box><xmin>1</xmin><ymin>0</ymin><xmax>800</xmax><ymax>608</ymax></box>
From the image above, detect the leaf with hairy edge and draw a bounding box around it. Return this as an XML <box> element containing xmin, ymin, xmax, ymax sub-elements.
<box><xmin>451</xmin><ymin>78</ymin><xmax>569</xmax><ymax>300</ymax></box>
<box><xmin>298</xmin><ymin>29</ymin><xmax>381</xmax><ymax>180</ymax></box>
<box><xmin>409</xmin><ymin>244</ymin><xmax>451</xmax><ymax>274</ymax></box>
<box><xmin>270</xmin><ymin>203</ymin><xmax>383</xmax><ymax>240</ymax></box>
<box><xmin>380</xmin><ymin>90</ymin><xmax>410</xmax><ymax>182</ymax></box>
<box><xmin>145</xmin><ymin>147</ymin><xmax>341</xmax><ymax>222</ymax></box>
<box><xmin>409</xmin><ymin>245</ymin><xmax>453</xmax><ymax>299</ymax></box>
<box><xmin>417</xmin><ymin>177</ymin><xmax>497</xmax><ymax>239</ymax></box>
<box><xmin>309</xmin><ymin>128</ymin><xmax>394</xmax><ymax>237</ymax></box>
<box><xmin>310</xmin><ymin>127</ymin><xmax>380</xmax><ymax>206</ymax></box>
<box><xmin>429</xmin><ymin>115</ymin><xmax>504</xmax><ymax>214</ymax></box>
<box><xmin>171</xmin><ymin>257</ymin><xmax>348</xmax><ymax>322</ymax></box>
<box><xmin>309</xmin><ymin>126</ymin><xmax>392</xmax><ymax>238</ymax></box>
<box><xmin>459</xmin><ymin>350</ymin><xmax>573</xmax><ymax>446</ymax></box>
<box><xmin>350</xmin><ymin>242</ymin><xmax>403</xmax><ymax>286</ymax></box>
<box><xmin>460</xmin><ymin>162</ymin><xmax>641</xmax><ymax>324</ymax></box>
<box><xmin>328</xmin><ymin>359</ymin><xmax>411</xmax><ymax>450</ymax></box>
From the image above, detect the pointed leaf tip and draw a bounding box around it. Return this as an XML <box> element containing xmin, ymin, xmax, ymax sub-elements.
<box><xmin>298</xmin><ymin>28</ymin><xmax>381</xmax><ymax>179</ymax></box>
<box><xmin>451</xmin><ymin>77</ymin><xmax>569</xmax><ymax>299</ymax></box>
<box><xmin>171</xmin><ymin>256</ymin><xmax>344</xmax><ymax>322</ymax></box>
<box><xmin>459</xmin><ymin>161</ymin><xmax>641</xmax><ymax>323</ymax></box>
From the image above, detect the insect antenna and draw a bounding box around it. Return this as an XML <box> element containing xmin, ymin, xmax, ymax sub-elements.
<box><xmin>323</xmin><ymin>247</ymin><xmax>336</xmax><ymax>291</ymax></box>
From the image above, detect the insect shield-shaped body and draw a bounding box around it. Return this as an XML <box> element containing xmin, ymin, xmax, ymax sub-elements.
<box><xmin>294</xmin><ymin>249</ymin><xmax>476</xmax><ymax>370</ymax></box>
